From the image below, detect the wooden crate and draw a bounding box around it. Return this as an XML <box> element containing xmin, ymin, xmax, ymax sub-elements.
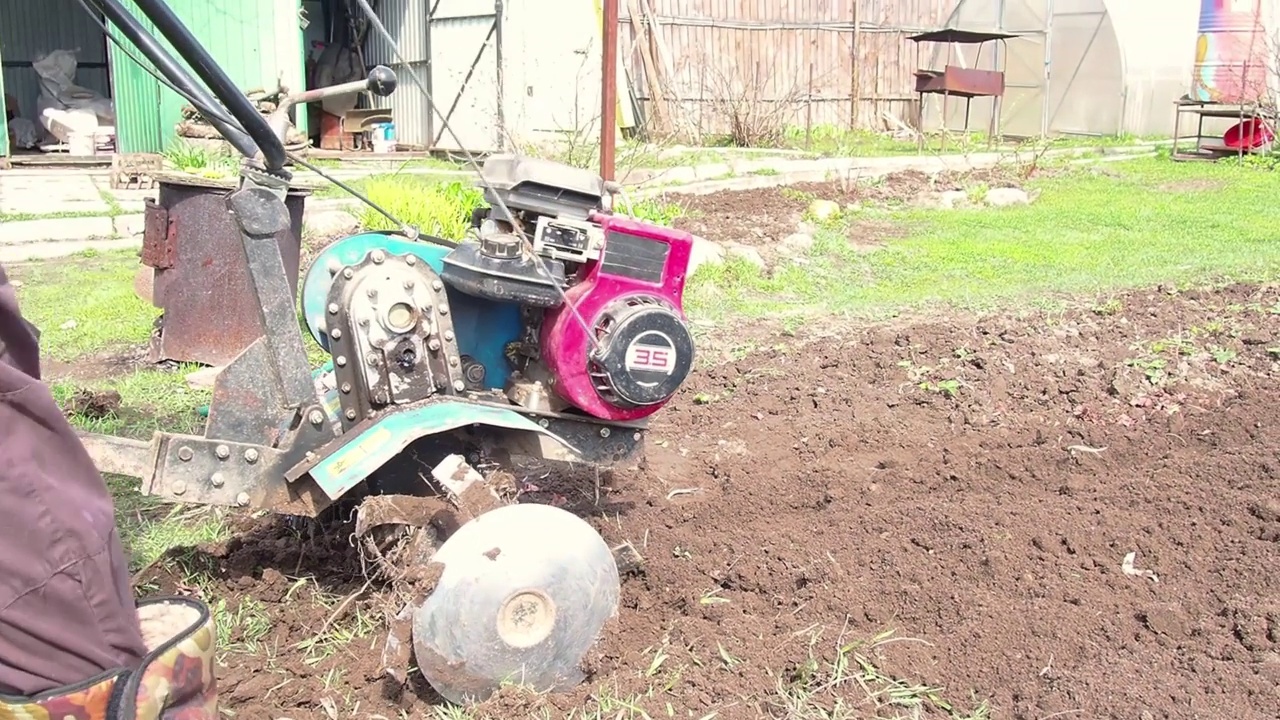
<box><xmin>111</xmin><ymin>153</ymin><xmax>164</xmax><ymax>190</ymax></box>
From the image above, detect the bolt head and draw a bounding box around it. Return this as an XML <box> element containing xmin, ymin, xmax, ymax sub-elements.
<box><xmin>244</xmin><ymin>448</ymin><xmax>260</xmax><ymax>464</ymax></box>
<box><xmin>438</xmin><ymin>304</ymin><xmax>449</xmax><ymax>315</ymax></box>
<box><xmin>309</xmin><ymin>409</ymin><xmax>326</xmax><ymax>425</ymax></box>
<box><xmin>177</xmin><ymin>446</ymin><xmax>194</xmax><ymax>462</ymax></box>
<box><xmin>539</xmin><ymin>418</ymin><xmax>550</xmax><ymax>428</ymax></box>
<box><xmin>444</xmin><ymin>331</ymin><xmax>454</xmax><ymax>341</ymax></box>
<box><xmin>405</xmin><ymin>254</ymin><xmax>417</xmax><ymax>266</ymax></box>
<box><xmin>171</xmin><ymin>480</ymin><xmax>186</xmax><ymax>495</ymax></box>
<box><xmin>330</xmin><ymin>328</ymin><xmax>343</xmax><ymax>339</ymax></box>
<box><xmin>340</xmin><ymin>383</ymin><xmax>352</xmax><ymax>393</ymax></box>
<box><xmin>371</xmin><ymin>250</ymin><xmax>386</xmax><ymax>264</ymax></box>
<box><xmin>453</xmin><ymin>380</ymin><xmax>466</xmax><ymax>391</ymax></box>
<box><xmin>236</xmin><ymin>492</ymin><xmax>250</xmax><ymax>507</ymax></box>
<box><xmin>210</xmin><ymin>472</ymin><xmax>225</xmax><ymax>488</ymax></box>
<box><xmin>432</xmin><ymin>280</ymin><xmax>443</xmax><ymax>291</ymax></box>
<box><xmin>327</xmin><ymin>302</ymin><xmax>339</xmax><ymax>314</ymax></box>
<box><xmin>345</xmin><ymin>409</ymin><xmax>357</xmax><ymax>420</ymax></box>
<box><xmin>336</xmin><ymin>355</ymin><xmax>347</xmax><ymax>367</ymax></box>
<box><xmin>600</xmin><ymin>427</ymin><xmax>611</xmax><ymax>438</ymax></box>
<box><xmin>343</xmin><ymin>267</ymin><xmax>354</xmax><ymax>279</ymax></box>
<box><xmin>215</xmin><ymin>444</ymin><xmax>230</xmax><ymax>460</ymax></box>
<box><xmin>403</xmin><ymin>280</ymin><xmax>415</xmax><ymax>290</ymax></box>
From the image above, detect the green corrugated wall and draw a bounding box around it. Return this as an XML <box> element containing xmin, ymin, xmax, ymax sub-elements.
<box><xmin>109</xmin><ymin>0</ymin><xmax>305</xmax><ymax>154</ymax></box>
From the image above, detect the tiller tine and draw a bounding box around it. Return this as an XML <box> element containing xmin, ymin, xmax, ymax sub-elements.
<box><xmin>361</xmin><ymin>455</ymin><xmax>623</xmax><ymax>704</ymax></box>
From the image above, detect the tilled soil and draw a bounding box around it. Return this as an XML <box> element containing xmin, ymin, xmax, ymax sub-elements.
<box><xmin>672</xmin><ymin>167</ymin><xmax>1030</xmax><ymax>248</ymax></box>
<box><xmin>140</xmin><ymin>283</ymin><xmax>1280</xmax><ymax>719</ymax></box>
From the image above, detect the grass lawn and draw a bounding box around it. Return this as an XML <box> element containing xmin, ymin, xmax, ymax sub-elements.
<box><xmin>5</xmin><ymin>153</ymin><xmax>1274</xmax><ymax>715</ymax></box>
<box><xmin>686</xmin><ymin>156</ymin><xmax>1280</xmax><ymax>323</ymax></box>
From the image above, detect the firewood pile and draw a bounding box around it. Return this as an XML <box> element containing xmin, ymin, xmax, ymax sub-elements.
<box><xmin>176</xmin><ymin>87</ymin><xmax>309</xmax><ymax>152</ymax></box>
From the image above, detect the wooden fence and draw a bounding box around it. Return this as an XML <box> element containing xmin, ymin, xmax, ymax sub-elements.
<box><xmin>616</xmin><ymin>0</ymin><xmax>961</xmax><ymax>140</ymax></box>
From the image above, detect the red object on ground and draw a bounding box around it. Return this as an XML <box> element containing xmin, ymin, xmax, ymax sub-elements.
<box><xmin>1222</xmin><ymin>118</ymin><xmax>1275</xmax><ymax>151</ymax></box>
<box><xmin>318</xmin><ymin>111</ymin><xmax>348</xmax><ymax>151</ymax></box>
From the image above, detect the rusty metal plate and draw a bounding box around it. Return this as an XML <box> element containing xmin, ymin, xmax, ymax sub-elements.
<box><xmin>140</xmin><ymin>199</ymin><xmax>176</xmax><ymax>269</ymax></box>
<box><xmin>148</xmin><ymin>180</ymin><xmax>308</xmax><ymax>367</ymax></box>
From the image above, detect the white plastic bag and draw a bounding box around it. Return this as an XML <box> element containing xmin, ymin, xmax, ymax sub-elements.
<box><xmin>32</xmin><ymin>48</ymin><xmax>116</xmax><ymax>140</ymax></box>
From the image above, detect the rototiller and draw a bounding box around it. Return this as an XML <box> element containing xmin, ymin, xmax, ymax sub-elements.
<box><xmin>74</xmin><ymin>0</ymin><xmax>696</xmax><ymax>705</ymax></box>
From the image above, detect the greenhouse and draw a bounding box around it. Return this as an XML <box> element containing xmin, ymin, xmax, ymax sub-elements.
<box><xmin>924</xmin><ymin>0</ymin><xmax>1204</xmax><ymax>138</ymax></box>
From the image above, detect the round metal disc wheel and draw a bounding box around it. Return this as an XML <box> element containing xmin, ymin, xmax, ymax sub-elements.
<box><xmin>412</xmin><ymin>503</ymin><xmax>621</xmax><ymax>705</ymax></box>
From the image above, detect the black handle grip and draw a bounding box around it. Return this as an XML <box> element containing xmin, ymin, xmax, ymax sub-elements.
<box><xmin>367</xmin><ymin>66</ymin><xmax>397</xmax><ymax>97</ymax></box>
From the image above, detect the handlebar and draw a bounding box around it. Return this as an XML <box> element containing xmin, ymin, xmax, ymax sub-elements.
<box><xmin>265</xmin><ymin>68</ymin><xmax>398</xmax><ymax>151</ymax></box>
<box><xmin>92</xmin><ymin>0</ymin><xmax>397</xmax><ymax>175</ymax></box>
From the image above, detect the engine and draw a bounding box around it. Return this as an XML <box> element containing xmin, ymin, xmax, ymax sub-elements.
<box><xmin>304</xmin><ymin>153</ymin><xmax>696</xmax><ymax>430</ymax></box>
<box><xmin>441</xmin><ymin>154</ymin><xmax>696</xmax><ymax>422</ymax></box>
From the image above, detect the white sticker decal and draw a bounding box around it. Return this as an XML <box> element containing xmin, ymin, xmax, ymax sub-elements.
<box><xmin>625</xmin><ymin>332</ymin><xmax>676</xmax><ymax>375</ymax></box>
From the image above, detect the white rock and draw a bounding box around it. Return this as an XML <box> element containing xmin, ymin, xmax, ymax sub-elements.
<box><xmin>113</xmin><ymin>214</ymin><xmax>146</xmax><ymax>237</ymax></box>
<box><xmin>687</xmin><ymin>235</ymin><xmax>726</xmax><ymax>277</ymax></box>
<box><xmin>724</xmin><ymin>242</ymin><xmax>766</xmax><ymax>270</ymax></box>
<box><xmin>937</xmin><ymin>190</ymin><xmax>969</xmax><ymax>209</ymax></box>
<box><xmin>779</xmin><ymin>232</ymin><xmax>815</xmax><ymax>254</ymax></box>
<box><xmin>185</xmin><ymin>365</ymin><xmax>224</xmax><ymax>390</ymax></box>
<box><xmin>304</xmin><ymin>209</ymin><xmax>360</xmax><ymax>237</ymax></box>
<box><xmin>984</xmin><ymin>187</ymin><xmax>1031</xmax><ymax>207</ymax></box>
<box><xmin>807</xmin><ymin>199</ymin><xmax>841</xmax><ymax>221</ymax></box>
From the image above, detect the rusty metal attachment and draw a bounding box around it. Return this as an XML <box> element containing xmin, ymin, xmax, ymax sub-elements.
<box><xmin>141</xmin><ymin>172</ymin><xmax>310</xmax><ymax>367</ymax></box>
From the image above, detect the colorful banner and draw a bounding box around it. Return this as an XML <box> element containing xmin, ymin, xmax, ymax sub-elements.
<box><xmin>1193</xmin><ymin>0</ymin><xmax>1270</xmax><ymax>103</ymax></box>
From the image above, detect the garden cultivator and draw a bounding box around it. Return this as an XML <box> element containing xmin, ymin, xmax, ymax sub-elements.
<box><xmin>75</xmin><ymin>0</ymin><xmax>696</xmax><ymax>705</ymax></box>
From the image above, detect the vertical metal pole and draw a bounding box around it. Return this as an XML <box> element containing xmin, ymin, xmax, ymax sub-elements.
<box><xmin>494</xmin><ymin>0</ymin><xmax>505</xmax><ymax>150</ymax></box>
<box><xmin>1041</xmin><ymin>0</ymin><xmax>1053</xmax><ymax>138</ymax></box>
<box><xmin>850</xmin><ymin>0</ymin><xmax>861</xmax><ymax>129</ymax></box>
<box><xmin>426</xmin><ymin>0</ymin><xmax>438</xmax><ymax>147</ymax></box>
<box><xmin>601</xmin><ymin>0</ymin><xmax>618</xmax><ymax>181</ymax></box>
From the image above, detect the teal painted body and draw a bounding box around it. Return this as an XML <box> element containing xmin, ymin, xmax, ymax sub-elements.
<box><xmin>301</xmin><ymin>233</ymin><xmax>524</xmax><ymax>391</ymax></box>
<box><xmin>308</xmin><ymin>399</ymin><xmax>573</xmax><ymax>500</ymax></box>
<box><xmin>298</xmin><ymin>233</ymin><xmax>547</xmax><ymax>500</ymax></box>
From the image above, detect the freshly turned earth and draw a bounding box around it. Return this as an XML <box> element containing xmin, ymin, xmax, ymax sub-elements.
<box><xmin>143</xmin><ymin>283</ymin><xmax>1280</xmax><ymax>719</ymax></box>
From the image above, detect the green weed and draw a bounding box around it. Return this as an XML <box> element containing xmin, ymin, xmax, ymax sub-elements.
<box><xmin>358</xmin><ymin>176</ymin><xmax>484</xmax><ymax>240</ymax></box>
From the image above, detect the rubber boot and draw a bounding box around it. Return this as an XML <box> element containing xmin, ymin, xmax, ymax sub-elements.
<box><xmin>0</xmin><ymin>596</ymin><xmax>218</xmax><ymax>720</ymax></box>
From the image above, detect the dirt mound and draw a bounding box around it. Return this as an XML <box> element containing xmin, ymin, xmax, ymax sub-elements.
<box><xmin>139</xmin><ymin>283</ymin><xmax>1280</xmax><ymax>719</ymax></box>
<box><xmin>673</xmin><ymin>167</ymin><xmax>1034</xmax><ymax>249</ymax></box>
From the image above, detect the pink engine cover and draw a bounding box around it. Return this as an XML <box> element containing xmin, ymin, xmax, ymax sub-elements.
<box><xmin>540</xmin><ymin>212</ymin><xmax>694</xmax><ymax>421</ymax></box>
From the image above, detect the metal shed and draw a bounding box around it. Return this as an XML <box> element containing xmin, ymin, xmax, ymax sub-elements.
<box><xmin>926</xmin><ymin>0</ymin><xmax>1205</xmax><ymax>138</ymax></box>
<box><xmin>362</xmin><ymin>0</ymin><xmax>632</xmax><ymax>153</ymax></box>
<box><xmin>1</xmin><ymin>0</ymin><xmax>306</xmax><ymax>158</ymax></box>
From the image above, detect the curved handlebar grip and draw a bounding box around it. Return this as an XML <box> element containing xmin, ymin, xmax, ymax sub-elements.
<box><xmin>367</xmin><ymin>66</ymin><xmax>398</xmax><ymax>98</ymax></box>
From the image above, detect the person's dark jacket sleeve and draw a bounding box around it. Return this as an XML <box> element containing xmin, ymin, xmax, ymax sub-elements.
<box><xmin>0</xmin><ymin>262</ymin><xmax>148</xmax><ymax>696</ymax></box>
<box><xmin>0</xmin><ymin>264</ymin><xmax>41</xmax><ymax>378</ymax></box>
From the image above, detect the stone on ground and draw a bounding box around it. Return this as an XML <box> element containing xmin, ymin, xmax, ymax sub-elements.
<box><xmin>807</xmin><ymin>199</ymin><xmax>841</xmax><ymax>221</ymax></box>
<box><xmin>304</xmin><ymin>209</ymin><xmax>361</xmax><ymax>238</ymax></box>
<box><xmin>688</xmin><ymin>235</ymin><xmax>726</xmax><ymax>277</ymax></box>
<box><xmin>724</xmin><ymin>242</ymin><xmax>766</xmax><ymax>270</ymax></box>
<box><xmin>778</xmin><ymin>232</ymin><xmax>815</xmax><ymax>255</ymax></box>
<box><xmin>984</xmin><ymin>187</ymin><xmax>1031</xmax><ymax>207</ymax></box>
